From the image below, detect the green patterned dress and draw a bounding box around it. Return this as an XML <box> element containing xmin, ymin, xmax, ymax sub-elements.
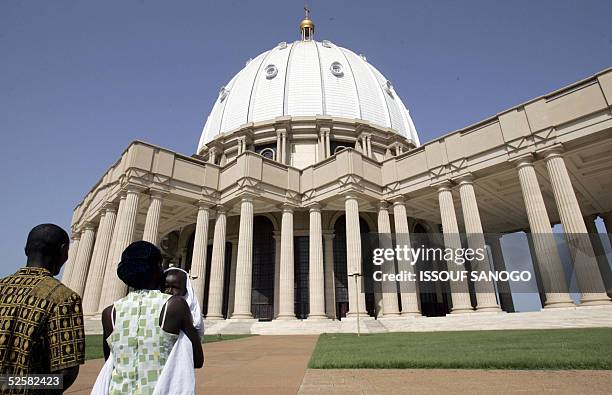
<box><xmin>107</xmin><ymin>290</ymin><xmax>178</xmax><ymax>395</ymax></box>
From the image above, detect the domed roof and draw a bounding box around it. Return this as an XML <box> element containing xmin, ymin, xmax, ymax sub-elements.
<box><xmin>198</xmin><ymin>39</ymin><xmax>420</xmax><ymax>151</ymax></box>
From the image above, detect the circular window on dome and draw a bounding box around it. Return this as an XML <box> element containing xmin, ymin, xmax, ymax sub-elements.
<box><xmin>330</xmin><ymin>62</ymin><xmax>344</xmax><ymax>77</ymax></box>
<box><xmin>277</xmin><ymin>41</ymin><xmax>287</xmax><ymax>49</ymax></box>
<box><xmin>265</xmin><ymin>64</ymin><xmax>278</xmax><ymax>79</ymax></box>
<box><xmin>218</xmin><ymin>86</ymin><xmax>229</xmax><ymax>102</ymax></box>
<box><xmin>322</xmin><ymin>40</ymin><xmax>332</xmax><ymax>48</ymax></box>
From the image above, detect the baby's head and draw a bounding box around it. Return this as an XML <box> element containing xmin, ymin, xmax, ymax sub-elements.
<box><xmin>164</xmin><ymin>268</ymin><xmax>188</xmax><ymax>297</ymax></box>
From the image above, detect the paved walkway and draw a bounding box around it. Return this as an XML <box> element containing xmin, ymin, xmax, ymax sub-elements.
<box><xmin>67</xmin><ymin>335</ymin><xmax>319</xmax><ymax>394</ymax></box>
<box><xmin>298</xmin><ymin>369</ymin><xmax>612</xmax><ymax>394</ymax></box>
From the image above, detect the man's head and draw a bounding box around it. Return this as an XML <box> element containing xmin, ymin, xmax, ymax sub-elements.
<box><xmin>24</xmin><ymin>224</ymin><xmax>70</xmax><ymax>275</ymax></box>
<box><xmin>117</xmin><ymin>241</ymin><xmax>164</xmax><ymax>290</ymax></box>
<box><xmin>164</xmin><ymin>269</ymin><xmax>188</xmax><ymax>297</ymax></box>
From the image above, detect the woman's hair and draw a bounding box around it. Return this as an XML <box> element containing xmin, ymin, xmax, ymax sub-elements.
<box><xmin>117</xmin><ymin>240</ymin><xmax>163</xmax><ymax>289</ymax></box>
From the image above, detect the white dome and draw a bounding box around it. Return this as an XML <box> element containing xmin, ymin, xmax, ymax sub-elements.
<box><xmin>198</xmin><ymin>40</ymin><xmax>420</xmax><ymax>151</ymax></box>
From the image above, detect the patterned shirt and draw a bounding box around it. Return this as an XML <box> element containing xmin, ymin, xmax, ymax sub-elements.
<box><xmin>0</xmin><ymin>267</ymin><xmax>85</xmax><ymax>393</ymax></box>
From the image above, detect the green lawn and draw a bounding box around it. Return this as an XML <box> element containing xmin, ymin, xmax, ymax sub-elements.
<box><xmin>308</xmin><ymin>328</ymin><xmax>612</xmax><ymax>370</ymax></box>
<box><xmin>85</xmin><ymin>334</ymin><xmax>253</xmax><ymax>360</ymax></box>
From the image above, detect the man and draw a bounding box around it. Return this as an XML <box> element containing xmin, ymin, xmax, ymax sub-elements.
<box><xmin>0</xmin><ymin>224</ymin><xmax>85</xmax><ymax>394</ymax></box>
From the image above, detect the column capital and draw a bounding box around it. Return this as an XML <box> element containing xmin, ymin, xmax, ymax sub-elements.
<box><xmin>319</xmin><ymin>126</ymin><xmax>331</xmax><ymax>134</ymax></box>
<box><xmin>343</xmin><ymin>193</ymin><xmax>359</xmax><ymax>202</ymax></box>
<box><xmin>71</xmin><ymin>232</ymin><xmax>82</xmax><ymax>241</ymax></box>
<box><xmin>149</xmin><ymin>188</ymin><xmax>168</xmax><ymax>199</ymax></box>
<box><xmin>83</xmin><ymin>222</ymin><xmax>97</xmax><ymax>232</ymax></box>
<box><xmin>433</xmin><ymin>180</ymin><xmax>454</xmax><ymax>192</ymax></box>
<box><xmin>511</xmin><ymin>153</ymin><xmax>535</xmax><ymax>169</ymax></box>
<box><xmin>378</xmin><ymin>200</ymin><xmax>390</xmax><ymax>211</ymax></box>
<box><xmin>196</xmin><ymin>200</ymin><xmax>213</xmax><ymax>210</ymax></box>
<box><xmin>308</xmin><ymin>203</ymin><xmax>322</xmax><ymax>212</ymax></box>
<box><xmin>102</xmin><ymin>201</ymin><xmax>118</xmax><ymax>213</ymax></box>
<box><xmin>455</xmin><ymin>173</ymin><xmax>475</xmax><ymax>186</ymax></box>
<box><xmin>391</xmin><ymin>197</ymin><xmax>406</xmax><ymax>207</ymax></box>
<box><xmin>323</xmin><ymin>233</ymin><xmax>335</xmax><ymax>241</ymax></box>
<box><xmin>540</xmin><ymin>144</ymin><xmax>565</xmax><ymax>160</ymax></box>
<box><xmin>281</xmin><ymin>203</ymin><xmax>296</xmax><ymax>213</ymax></box>
<box><xmin>215</xmin><ymin>205</ymin><xmax>228</xmax><ymax>215</ymax></box>
<box><xmin>583</xmin><ymin>214</ymin><xmax>598</xmax><ymax>224</ymax></box>
<box><xmin>238</xmin><ymin>192</ymin><xmax>258</xmax><ymax>203</ymax></box>
<box><xmin>123</xmin><ymin>182</ymin><xmax>146</xmax><ymax>194</ymax></box>
<box><xmin>276</xmin><ymin>128</ymin><xmax>287</xmax><ymax>137</ymax></box>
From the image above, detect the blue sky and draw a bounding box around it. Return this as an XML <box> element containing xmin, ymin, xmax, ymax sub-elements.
<box><xmin>1</xmin><ymin>1</ymin><xmax>611</xmax><ymax>309</ymax></box>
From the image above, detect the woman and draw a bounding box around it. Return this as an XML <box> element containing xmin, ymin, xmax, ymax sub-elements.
<box><xmin>97</xmin><ymin>241</ymin><xmax>203</xmax><ymax>394</ymax></box>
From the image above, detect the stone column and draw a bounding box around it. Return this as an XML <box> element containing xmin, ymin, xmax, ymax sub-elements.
<box><xmin>191</xmin><ymin>202</ymin><xmax>211</xmax><ymax>309</ymax></box>
<box><xmin>437</xmin><ymin>183</ymin><xmax>473</xmax><ymax>313</ymax></box>
<box><xmin>367</xmin><ymin>135</ymin><xmax>373</xmax><ymax>158</ymax></box>
<box><xmin>206</xmin><ymin>207</ymin><xmax>227</xmax><ymax>319</ymax></box>
<box><xmin>543</xmin><ymin>148</ymin><xmax>611</xmax><ymax>304</ymax></box>
<box><xmin>70</xmin><ymin>223</ymin><xmax>96</xmax><ymax>297</ymax></box>
<box><xmin>323</xmin><ymin>233</ymin><xmax>336</xmax><ymax>319</ymax></box>
<box><xmin>457</xmin><ymin>176</ymin><xmax>501</xmax><ymax>312</ymax></box>
<box><xmin>277</xmin><ymin>205</ymin><xmax>296</xmax><ymax>320</ymax></box>
<box><xmin>489</xmin><ymin>236</ymin><xmax>515</xmax><ymax>312</ymax></box>
<box><xmin>601</xmin><ymin>212</ymin><xmax>612</xmax><ymax>247</ymax></box>
<box><xmin>142</xmin><ymin>191</ymin><xmax>164</xmax><ymax>245</ymax></box>
<box><xmin>276</xmin><ymin>131</ymin><xmax>282</xmax><ymax>163</ymax></box>
<box><xmin>308</xmin><ymin>204</ymin><xmax>327</xmax><ymax>319</ymax></box>
<box><xmin>377</xmin><ymin>202</ymin><xmax>400</xmax><ymax>317</ymax></box>
<box><xmin>62</xmin><ymin>233</ymin><xmax>81</xmax><ymax>288</ymax></box>
<box><xmin>321</xmin><ymin>127</ymin><xmax>331</xmax><ymax>158</ymax></box>
<box><xmin>99</xmin><ymin>187</ymin><xmax>140</xmax><ymax>308</ymax></box>
<box><xmin>584</xmin><ymin>215</ymin><xmax>612</xmax><ymax>298</ymax></box>
<box><xmin>515</xmin><ymin>156</ymin><xmax>574</xmax><ymax>307</ymax></box>
<box><xmin>344</xmin><ymin>194</ymin><xmax>368</xmax><ymax>316</ymax></box>
<box><xmin>273</xmin><ymin>231</ymin><xmax>281</xmax><ymax>318</ymax></box>
<box><xmin>279</xmin><ymin>130</ymin><xmax>287</xmax><ymax>165</ymax></box>
<box><xmin>231</xmin><ymin>196</ymin><xmax>255</xmax><ymax>319</ymax></box>
<box><xmin>392</xmin><ymin>199</ymin><xmax>420</xmax><ymax>316</ymax></box>
<box><xmin>318</xmin><ymin>131</ymin><xmax>325</xmax><ymax>161</ymax></box>
<box><xmin>83</xmin><ymin>204</ymin><xmax>117</xmax><ymax>314</ymax></box>
<box><xmin>227</xmin><ymin>237</ymin><xmax>239</xmax><ymax>317</ymax></box>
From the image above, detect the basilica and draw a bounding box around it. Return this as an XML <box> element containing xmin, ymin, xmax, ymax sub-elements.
<box><xmin>62</xmin><ymin>12</ymin><xmax>612</xmax><ymax>331</ymax></box>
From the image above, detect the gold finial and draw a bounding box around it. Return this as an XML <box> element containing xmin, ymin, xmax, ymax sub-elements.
<box><xmin>300</xmin><ymin>4</ymin><xmax>314</xmax><ymax>41</ymax></box>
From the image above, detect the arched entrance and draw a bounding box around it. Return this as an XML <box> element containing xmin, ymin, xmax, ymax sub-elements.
<box><xmin>251</xmin><ymin>216</ymin><xmax>276</xmax><ymax>320</ymax></box>
<box><xmin>413</xmin><ymin>223</ymin><xmax>451</xmax><ymax>316</ymax></box>
<box><xmin>333</xmin><ymin>215</ymin><xmax>376</xmax><ymax>319</ymax></box>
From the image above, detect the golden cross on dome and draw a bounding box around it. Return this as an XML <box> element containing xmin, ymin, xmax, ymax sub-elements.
<box><xmin>304</xmin><ymin>5</ymin><xmax>310</xmax><ymax>19</ymax></box>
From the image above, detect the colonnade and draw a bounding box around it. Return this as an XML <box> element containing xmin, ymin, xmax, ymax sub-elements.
<box><xmin>63</xmin><ymin>147</ymin><xmax>611</xmax><ymax>318</ymax></box>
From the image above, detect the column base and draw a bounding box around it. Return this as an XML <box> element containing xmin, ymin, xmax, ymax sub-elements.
<box><xmin>450</xmin><ymin>307</ymin><xmax>475</xmax><ymax>314</ymax></box>
<box><xmin>474</xmin><ymin>306</ymin><xmax>503</xmax><ymax>313</ymax></box>
<box><xmin>543</xmin><ymin>300</ymin><xmax>576</xmax><ymax>309</ymax></box>
<box><xmin>378</xmin><ymin>312</ymin><xmax>401</xmax><ymax>319</ymax></box>
<box><xmin>579</xmin><ymin>293</ymin><xmax>612</xmax><ymax>306</ymax></box>
<box><xmin>306</xmin><ymin>314</ymin><xmax>329</xmax><ymax>320</ymax></box>
<box><xmin>229</xmin><ymin>313</ymin><xmax>254</xmax><ymax>320</ymax></box>
<box><xmin>400</xmin><ymin>311</ymin><xmax>421</xmax><ymax>317</ymax></box>
<box><xmin>205</xmin><ymin>315</ymin><xmax>225</xmax><ymax>320</ymax></box>
<box><xmin>276</xmin><ymin>314</ymin><xmax>297</xmax><ymax>320</ymax></box>
<box><xmin>345</xmin><ymin>311</ymin><xmax>369</xmax><ymax>318</ymax></box>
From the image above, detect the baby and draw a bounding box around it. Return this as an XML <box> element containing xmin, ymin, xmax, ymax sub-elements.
<box><xmin>164</xmin><ymin>267</ymin><xmax>205</xmax><ymax>339</ymax></box>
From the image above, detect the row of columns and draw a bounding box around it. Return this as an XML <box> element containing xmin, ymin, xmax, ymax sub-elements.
<box><xmin>64</xmin><ymin>146</ymin><xmax>611</xmax><ymax>319</ymax></box>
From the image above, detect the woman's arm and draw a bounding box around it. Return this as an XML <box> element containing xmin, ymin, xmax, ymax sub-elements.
<box><xmin>101</xmin><ymin>305</ymin><xmax>114</xmax><ymax>360</ymax></box>
<box><xmin>162</xmin><ymin>296</ymin><xmax>205</xmax><ymax>369</ymax></box>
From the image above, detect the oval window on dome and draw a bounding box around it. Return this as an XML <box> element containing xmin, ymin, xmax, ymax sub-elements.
<box><xmin>277</xmin><ymin>41</ymin><xmax>287</xmax><ymax>49</ymax></box>
<box><xmin>322</xmin><ymin>40</ymin><xmax>332</xmax><ymax>48</ymax></box>
<box><xmin>384</xmin><ymin>80</ymin><xmax>394</xmax><ymax>98</ymax></box>
<box><xmin>265</xmin><ymin>64</ymin><xmax>278</xmax><ymax>79</ymax></box>
<box><xmin>219</xmin><ymin>86</ymin><xmax>229</xmax><ymax>102</ymax></box>
<box><xmin>330</xmin><ymin>62</ymin><xmax>344</xmax><ymax>77</ymax></box>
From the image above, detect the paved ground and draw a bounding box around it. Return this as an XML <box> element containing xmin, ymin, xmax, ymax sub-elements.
<box><xmin>66</xmin><ymin>335</ymin><xmax>318</xmax><ymax>394</ymax></box>
<box><xmin>298</xmin><ymin>369</ymin><xmax>612</xmax><ymax>394</ymax></box>
<box><xmin>66</xmin><ymin>334</ymin><xmax>612</xmax><ymax>394</ymax></box>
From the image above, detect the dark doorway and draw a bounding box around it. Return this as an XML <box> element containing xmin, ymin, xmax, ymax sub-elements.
<box><xmin>221</xmin><ymin>242</ymin><xmax>233</xmax><ymax>319</ymax></box>
<box><xmin>333</xmin><ymin>215</ymin><xmax>375</xmax><ymax>319</ymax></box>
<box><xmin>413</xmin><ymin>223</ymin><xmax>451</xmax><ymax>316</ymax></box>
<box><xmin>251</xmin><ymin>216</ymin><xmax>275</xmax><ymax>321</ymax></box>
<box><xmin>294</xmin><ymin>236</ymin><xmax>309</xmax><ymax>319</ymax></box>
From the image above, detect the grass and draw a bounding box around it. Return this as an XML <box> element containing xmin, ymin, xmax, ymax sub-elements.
<box><xmin>85</xmin><ymin>334</ymin><xmax>254</xmax><ymax>360</ymax></box>
<box><xmin>308</xmin><ymin>328</ymin><xmax>612</xmax><ymax>370</ymax></box>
